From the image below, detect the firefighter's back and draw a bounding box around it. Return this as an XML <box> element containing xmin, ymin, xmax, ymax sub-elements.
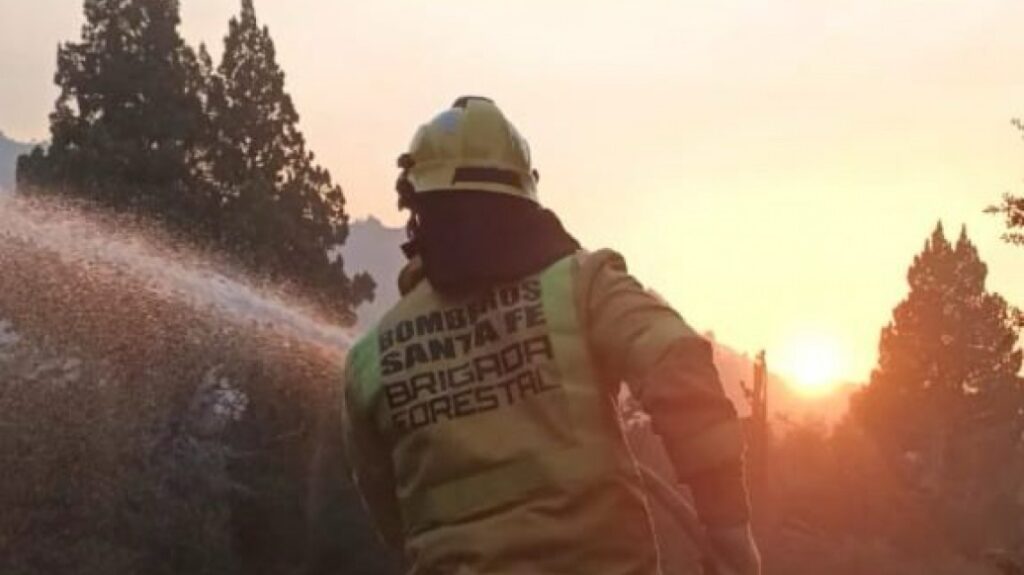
<box><xmin>346</xmin><ymin>255</ymin><xmax>659</xmax><ymax>575</ymax></box>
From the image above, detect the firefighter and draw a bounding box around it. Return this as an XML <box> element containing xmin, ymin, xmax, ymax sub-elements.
<box><xmin>343</xmin><ymin>96</ymin><xmax>761</xmax><ymax>575</ymax></box>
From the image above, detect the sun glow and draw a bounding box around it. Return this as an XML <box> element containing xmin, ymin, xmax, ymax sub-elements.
<box><xmin>778</xmin><ymin>332</ymin><xmax>846</xmax><ymax>396</ymax></box>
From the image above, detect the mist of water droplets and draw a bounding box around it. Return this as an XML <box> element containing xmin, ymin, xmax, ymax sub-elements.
<box><xmin>0</xmin><ymin>194</ymin><xmax>354</xmax><ymax>351</ymax></box>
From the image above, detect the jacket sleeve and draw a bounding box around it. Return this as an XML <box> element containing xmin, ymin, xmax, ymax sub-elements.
<box><xmin>578</xmin><ymin>249</ymin><xmax>750</xmax><ymax>527</ymax></box>
<box><xmin>342</xmin><ymin>359</ymin><xmax>405</xmax><ymax>550</ymax></box>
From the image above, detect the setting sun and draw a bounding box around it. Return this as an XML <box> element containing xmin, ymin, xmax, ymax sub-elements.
<box><xmin>778</xmin><ymin>333</ymin><xmax>847</xmax><ymax>396</ymax></box>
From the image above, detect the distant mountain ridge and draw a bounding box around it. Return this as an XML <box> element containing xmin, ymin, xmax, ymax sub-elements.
<box><xmin>0</xmin><ymin>132</ymin><xmax>34</xmax><ymax>193</ymax></box>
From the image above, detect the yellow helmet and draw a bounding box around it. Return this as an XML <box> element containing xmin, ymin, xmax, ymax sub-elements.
<box><xmin>400</xmin><ymin>96</ymin><xmax>538</xmax><ymax>203</ymax></box>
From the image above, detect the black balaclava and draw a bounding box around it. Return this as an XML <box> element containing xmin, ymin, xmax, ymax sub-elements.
<box><xmin>402</xmin><ymin>190</ymin><xmax>580</xmax><ymax>296</ymax></box>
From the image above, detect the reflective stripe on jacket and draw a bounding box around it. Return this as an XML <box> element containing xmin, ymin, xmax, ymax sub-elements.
<box><xmin>343</xmin><ymin>250</ymin><xmax>744</xmax><ymax>574</ymax></box>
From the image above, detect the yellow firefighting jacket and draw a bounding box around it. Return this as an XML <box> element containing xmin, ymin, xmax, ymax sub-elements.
<box><xmin>343</xmin><ymin>250</ymin><xmax>745</xmax><ymax>575</ymax></box>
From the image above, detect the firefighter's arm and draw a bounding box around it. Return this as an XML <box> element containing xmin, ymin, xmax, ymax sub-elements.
<box><xmin>579</xmin><ymin>250</ymin><xmax>751</xmax><ymax>528</ymax></box>
<box><xmin>342</xmin><ymin>361</ymin><xmax>405</xmax><ymax>550</ymax></box>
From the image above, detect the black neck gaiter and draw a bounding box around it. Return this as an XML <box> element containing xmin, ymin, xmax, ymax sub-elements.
<box><xmin>405</xmin><ymin>191</ymin><xmax>581</xmax><ymax>296</ymax></box>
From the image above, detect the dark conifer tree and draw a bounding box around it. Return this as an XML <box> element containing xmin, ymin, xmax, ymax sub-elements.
<box><xmin>989</xmin><ymin>119</ymin><xmax>1024</xmax><ymax>250</ymax></box>
<box><xmin>208</xmin><ymin>0</ymin><xmax>373</xmax><ymax>322</ymax></box>
<box><xmin>990</xmin><ymin>192</ymin><xmax>1024</xmax><ymax>247</ymax></box>
<box><xmin>18</xmin><ymin>0</ymin><xmax>372</xmax><ymax>322</ymax></box>
<box><xmin>17</xmin><ymin>0</ymin><xmax>215</xmax><ymax>228</ymax></box>
<box><xmin>852</xmin><ymin>223</ymin><xmax>1022</xmax><ymax>473</ymax></box>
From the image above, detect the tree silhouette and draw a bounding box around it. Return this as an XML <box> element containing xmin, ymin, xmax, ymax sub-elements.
<box><xmin>17</xmin><ymin>0</ymin><xmax>373</xmax><ymax>323</ymax></box>
<box><xmin>207</xmin><ymin>0</ymin><xmax>373</xmax><ymax>322</ymax></box>
<box><xmin>852</xmin><ymin>223</ymin><xmax>1023</xmax><ymax>483</ymax></box>
<box><xmin>988</xmin><ymin>119</ymin><xmax>1024</xmax><ymax>249</ymax></box>
<box><xmin>990</xmin><ymin>192</ymin><xmax>1024</xmax><ymax>247</ymax></box>
<box><xmin>17</xmin><ymin>0</ymin><xmax>215</xmax><ymax>227</ymax></box>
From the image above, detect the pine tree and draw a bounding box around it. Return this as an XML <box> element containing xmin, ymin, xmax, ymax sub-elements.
<box><xmin>988</xmin><ymin>119</ymin><xmax>1024</xmax><ymax>250</ymax></box>
<box><xmin>988</xmin><ymin>121</ymin><xmax>1024</xmax><ymax>331</ymax></box>
<box><xmin>852</xmin><ymin>223</ymin><xmax>1023</xmax><ymax>478</ymax></box>
<box><xmin>990</xmin><ymin>193</ymin><xmax>1024</xmax><ymax>247</ymax></box>
<box><xmin>208</xmin><ymin>0</ymin><xmax>373</xmax><ymax>322</ymax></box>
<box><xmin>17</xmin><ymin>0</ymin><xmax>215</xmax><ymax>228</ymax></box>
<box><xmin>18</xmin><ymin>0</ymin><xmax>373</xmax><ymax>323</ymax></box>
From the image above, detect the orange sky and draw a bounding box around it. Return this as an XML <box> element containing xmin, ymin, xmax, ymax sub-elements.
<box><xmin>2</xmin><ymin>0</ymin><xmax>1023</xmax><ymax>385</ymax></box>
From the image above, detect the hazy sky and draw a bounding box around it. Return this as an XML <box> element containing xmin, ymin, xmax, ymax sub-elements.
<box><xmin>2</xmin><ymin>0</ymin><xmax>1024</xmax><ymax>385</ymax></box>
